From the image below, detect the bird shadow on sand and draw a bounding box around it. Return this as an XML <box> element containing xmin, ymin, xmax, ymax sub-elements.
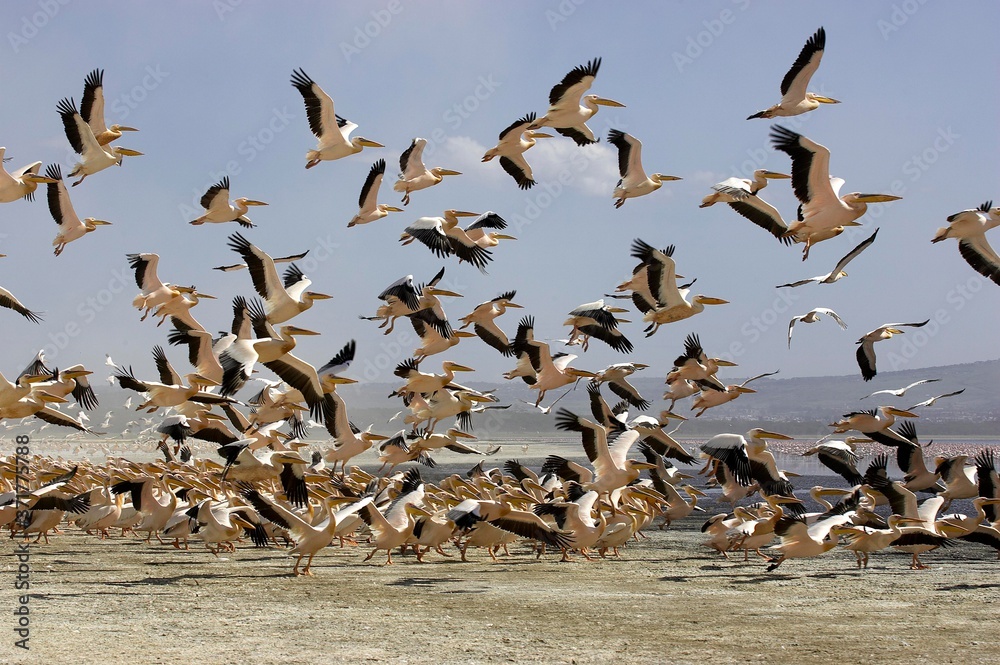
<box><xmin>936</xmin><ymin>582</ymin><xmax>1000</xmax><ymax>591</ymax></box>
<box><xmin>387</xmin><ymin>576</ymin><xmax>465</xmax><ymax>588</ymax></box>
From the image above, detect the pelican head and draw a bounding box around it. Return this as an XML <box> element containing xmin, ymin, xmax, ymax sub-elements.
<box><xmin>431</xmin><ymin>168</ymin><xmax>462</xmax><ymax>177</ymax></box>
<box><xmin>565</xmin><ymin>368</ymin><xmax>598</xmax><ymax>379</ymax></box>
<box><xmin>882</xmin><ymin>406</ymin><xmax>919</xmax><ymax>418</ymax></box>
<box><xmin>303</xmin><ymin>292</ymin><xmax>333</xmax><ymax>301</ymax></box>
<box><xmin>380</xmin><ymin>205</ymin><xmax>404</xmax><ymax>213</ymax></box>
<box><xmin>355</xmin><ymin>137</ymin><xmax>385</xmax><ymax>148</ymax></box>
<box><xmin>444</xmin><ymin>210</ymin><xmax>479</xmax><ymax>222</ymax></box>
<box><xmin>112</xmin><ymin>147</ymin><xmax>143</xmax><ymax>158</ymax></box>
<box><xmin>22</xmin><ymin>172</ymin><xmax>59</xmax><ymax>184</ymax></box>
<box><xmin>758</xmin><ymin>170</ymin><xmax>791</xmax><ymax>180</ymax></box>
<box><xmin>424</xmin><ymin>287</ymin><xmax>463</xmax><ymax>298</ymax></box>
<box><xmin>237</xmin><ymin>198</ymin><xmax>268</xmax><ymax>207</ymax></box>
<box><xmin>84</xmin><ymin>218</ymin><xmax>112</xmax><ymax>230</ymax></box>
<box><xmin>526</xmin><ymin>130</ymin><xmax>553</xmax><ymax>140</ymax></box>
<box><xmin>694</xmin><ymin>296</ymin><xmax>729</xmax><ymax>306</ymax></box>
<box><xmin>713</xmin><ymin>359</ymin><xmax>738</xmax><ymax>367</ymax></box>
<box><xmin>732</xmin><ymin>386</ymin><xmax>756</xmax><ymax>394</ymax></box>
<box><xmin>443</xmin><ymin>361</ymin><xmax>475</xmax><ymax>373</ymax></box>
<box><xmin>63</xmin><ymin>369</ymin><xmax>93</xmax><ymax>379</ymax></box>
<box><xmin>188</xmin><ymin>373</ymin><xmax>221</xmax><ymax>388</ymax></box>
<box><xmin>651</xmin><ymin>174</ymin><xmax>683</xmax><ymax>183</ymax></box>
<box><xmin>806</xmin><ymin>93</ymin><xmax>840</xmax><ymax>105</ymax></box>
<box><xmin>110</xmin><ymin>124</ymin><xmax>139</xmax><ymax>133</ymax></box>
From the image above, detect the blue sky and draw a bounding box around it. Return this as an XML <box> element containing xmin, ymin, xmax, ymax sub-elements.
<box><xmin>0</xmin><ymin>0</ymin><xmax>997</xmax><ymax>393</ymax></box>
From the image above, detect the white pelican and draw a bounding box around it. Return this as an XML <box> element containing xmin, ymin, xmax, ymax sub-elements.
<box><xmin>321</xmin><ymin>388</ymin><xmax>388</xmax><ymax>473</ymax></box>
<box><xmin>44</xmin><ymin>164</ymin><xmax>112</xmax><ymax>255</ymax></box>
<box><xmin>663</xmin><ymin>376</ymin><xmax>698</xmax><ymax>410</ymax></box>
<box><xmin>907</xmin><ymin>388</ymin><xmax>965</xmax><ymax>410</ymax></box>
<box><xmin>392</xmin><ymin>358</ymin><xmax>474</xmax><ymax>398</ymax></box>
<box><xmin>778</xmin><ymin>229</ymin><xmax>878</xmax><ymax>287</ymax></box>
<box><xmin>112</xmin><ymin>346</ymin><xmax>231</xmax><ymax>411</ymax></box>
<box><xmin>891</xmin><ymin>421</ymin><xmax>943</xmax><ymax>493</ymax></box>
<box><xmin>747</xmin><ymin>27</ymin><xmax>840</xmax><ymax>120</ymax></box>
<box><xmin>534</xmin><ymin>482</ymin><xmax>606</xmax><ymax>560</ymax></box>
<box><xmin>667</xmin><ymin>333</ymin><xmax>737</xmax><ymax>391</ymax></box>
<box><xmin>802</xmin><ymin>438</ymin><xmax>864</xmax><ymax>487</ymax></box>
<box><xmin>400</xmin><ymin>210</ymin><xmax>511</xmax><ymax>272</ymax></box>
<box><xmin>227</xmin><ymin>232</ymin><xmax>332</xmax><ymax>323</ymax></box>
<box><xmin>829</xmin><ymin>405</ymin><xmax>919</xmax><ymax>447</ymax></box>
<box><xmin>592</xmin><ymin>363</ymin><xmax>650</xmax><ymax>410</ymax></box>
<box><xmin>691</xmin><ymin>371</ymin><xmax>778</xmax><ymax>418</ymax></box>
<box><xmin>482</xmin><ymin>111</ymin><xmax>552</xmax><ymax>189</ymax></box>
<box><xmin>190</xmin><ymin>176</ymin><xmax>267</xmax><ymax>228</ymax></box>
<box><xmin>861</xmin><ymin>378</ymin><xmax>940</xmax><ymax>400</ymax></box>
<box><xmin>506</xmin><ymin>316</ymin><xmax>597</xmax><ymax>407</ymax></box>
<box><xmin>629</xmin><ymin>239</ymin><xmax>728</xmax><ymax>337</ymax></box>
<box><xmin>765</xmin><ymin>512</ymin><xmax>853</xmax><ymax>571</ymax></box>
<box><xmin>831</xmin><ymin>515</ymin><xmax>928</xmax><ymax>569</ymax></box>
<box><xmin>699</xmin><ymin>170</ymin><xmax>792</xmax><ymax>243</ymax></box>
<box><xmin>0</xmin><ymin>285</ymin><xmax>42</xmax><ymax>323</ymax></box>
<box><xmin>56</xmin><ymin>97</ymin><xmax>142</xmax><ymax>186</ymax></box>
<box><xmin>127</xmin><ymin>252</ymin><xmax>194</xmax><ymax>321</ymax></box>
<box><xmin>213</xmin><ymin>250</ymin><xmax>309</xmax><ymax>273</ymax></box>
<box><xmin>787</xmin><ymin>307</ymin><xmax>847</xmax><ymax>348</ymax></box>
<box><xmin>607</xmin><ymin>129</ymin><xmax>680</xmax><ymax>208</ymax></box>
<box><xmin>393</xmin><ymin>138</ymin><xmax>461</xmax><ymax>205</ymax></box>
<box><xmin>770</xmin><ymin>126</ymin><xmax>901</xmax><ymax>259</ymax></box>
<box><xmin>458</xmin><ymin>290</ymin><xmax>522</xmax><ymax>356</ymax></box>
<box><xmin>0</xmin><ymin>148</ymin><xmax>58</xmax><ymax>202</ymax></box>
<box><xmin>932</xmin><ymin>200</ymin><xmax>1000</xmax><ymax>285</ymax></box>
<box><xmin>359</xmin><ymin>469</ymin><xmax>426</xmax><ymax>564</ymax></box>
<box><xmin>563</xmin><ymin>299</ymin><xmax>632</xmax><ymax>353</ymax></box>
<box><xmin>348</xmin><ymin>158</ymin><xmax>402</xmax><ymax>227</ymax></box>
<box><xmin>855</xmin><ymin>319</ymin><xmax>929</xmax><ymax>381</ymax></box>
<box><xmin>79</xmin><ymin>69</ymin><xmax>139</xmax><ymax>145</ymax></box>
<box><xmin>362</xmin><ymin>267</ymin><xmax>460</xmax><ymax>335</ymax></box>
<box><xmin>526</xmin><ymin>58</ymin><xmax>625</xmax><ymax>146</ymax></box>
<box><xmin>290</xmin><ymin>68</ymin><xmax>383</xmax><ymax>168</ymax></box>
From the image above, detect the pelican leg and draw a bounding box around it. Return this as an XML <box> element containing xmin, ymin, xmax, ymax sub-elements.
<box><xmin>766</xmin><ymin>555</ymin><xmax>786</xmax><ymax>572</ymax></box>
<box><xmin>435</xmin><ymin>545</ymin><xmax>453</xmax><ymax>558</ymax></box>
<box><xmin>581</xmin><ymin>548</ymin><xmax>594</xmax><ymax>561</ymax></box>
<box><xmin>293</xmin><ymin>554</ymin><xmax>304</xmax><ymax>575</ymax></box>
<box><xmin>363</xmin><ymin>548</ymin><xmax>378</xmax><ymax>562</ymax></box>
<box><xmin>560</xmin><ymin>548</ymin><xmax>571</xmax><ymax>563</ymax></box>
<box><xmin>460</xmin><ymin>542</ymin><xmax>470</xmax><ymax>562</ymax></box>
<box><xmin>302</xmin><ymin>554</ymin><xmax>315</xmax><ymax>576</ymax></box>
<box><xmin>487</xmin><ymin>546</ymin><xmax>499</xmax><ymax>562</ymax></box>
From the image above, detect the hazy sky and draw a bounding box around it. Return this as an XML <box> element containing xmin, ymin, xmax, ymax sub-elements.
<box><xmin>0</xmin><ymin>1</ymin><xmax>997</xmax><ymax>396</ymax></box>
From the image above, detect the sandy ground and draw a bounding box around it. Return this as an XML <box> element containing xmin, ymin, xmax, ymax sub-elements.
<box><xmin>2</xmin><ymin>514</ymin><xmax>999</xmax><ymax>665</ymax></box>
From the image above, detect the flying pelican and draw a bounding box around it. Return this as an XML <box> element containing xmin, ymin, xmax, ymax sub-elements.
<box><xmin>691</xmin><ymin>371</ymin><xmax>779</xmax><ymax>418</ymax></box>
<box><xmin>667</xmin><ymin>333</ymin><xmax>737</xmax><ymax>391</ymax></box>
<box><xmin>802</xmin><ymin>438</ymin><xmax>865</xmax><ymax>487</ymax></box>
<box><xmin>44</xmin><ymin>164</ymin><xmax>111</xmax><ymax>256</ymax></box>
<box><xmin>770</xmin><ymin>126</ymin><xmax>900</xmax><ymax>259</ymax></box>
<box><xmin>932</xmin><ymin>201</ymin><xmax>1000</xmax><ymax>285</ymax></box>
<box><xmin>0</xmin><ymin>148</ymin><xmax>58</xmax><ymax>202</ymax></box>
<box><xmin>400</xmin><ymin>210</ymin><xmax>508</xmax><ymax>272</ymax></box>
<box><xmin>592</xmin><ymin>363</ymin><xmax>650</xmax><ymax>410</ymax></box>
<box><xmin>393</xmin><ymin>138</ymin><xmax>461</xmax><ymax>205</ymax></box>
<box><xmin>778</xmin><ymin>229</ymin><xmax>879</xmax><ymax>287</ymax></box>
<box><xmin>56</xmin><ymin>97</ymin><xmax>142</xmax><ymax>186</ymax></box>
<box><xmin>392</xmin><ymin>358</ymin><xmax>475</xmax><ymax>399</ymax></box>
<box><xmin>458</xmin><ymin>290</ymin><xmax>522</xmax><ymax>356</ymax></box>
<box><xmin>112</xmin><ymin>346</ymin><xmax>231</xmax><ymax>411</ymax></box>
<box><xmin>765</xmin><ymin>511</ymin><xmax>853</xmax><ymax>572</ymax></box>
<box><xmin>190</xmin><ymin>176</ymin><xmax>267</xmax><ymax>228</ymax></box>
<box><xmin>362</xmin><ymin>268</ymin><xmax>460</xmax><ymax>335</ymax></box>
<box><xmin>348</xmin><ymin>159</ymin><xmax>402</xmax><ymax>227</ymax></box>
<box><xmin>290</xmin><ymin>68</ymin><xmax>383</xmax><ymax>168</ymax></box>
<box><xmin>787</xmin><ymin>307</ymin><xmax>847</xmax><ymax>348</ymax></box>
<box><xmin>227</xmin><ymin>232</ymin><xmax>332</xmax><ymax>323</ymax></box>
<box><xmin>79</xmin><ymin>69</ymin><xmax>139</xmax><ymax>145</ymax></box>
<box><xmin>526</xmin><ymin>58</ymin><xmax>625</xmax><ymax>146</ymax></box>
<box><xmin>606</xmin><ymin>129</ymin><xmax>680</xmax><ymax>208</ymax></box>
<box><xmin>861</xmin><ymin>378</ymin><xmax>940</xmax><ymax>400</ymax></box>
<box><xmin>855</xmin><ymin>320</ymin><xmax>930</xmax><ymax>381</ymax></box>
<box><xmin>563</xmin><ymin>299</ymin><xmax>632</xmax><ymax>353</ymax></box>
<box><xmin>213</xmin><ymin>250</ymin><xmax>310</xmax><ymax>273</ymax></box>
<box><xmin>908</xmin><ymin>389</ymin><xmax>965</xmax><ymax>410</ymax></box>
<box><xmin>747</xmin><ymin>27</ymin><xmax>840</xmax><ymax>119</ymax></box>
<box><xmin>0</xmin><ymin>286</ymin><xmax>42</xmax><ymax>323</ymax></box>
<box><xmin>127</xmin><ymin>253</ymin><xmax>194</xmax><ymax>321</ymax></box>
<box><xmin>629</xmin><ymin>239</ymin><xmax>728</xmax><ymax>337</ymax></box>
<box><xmin>829</xmin><ymin>405</ymin><xmax>919</xmax><ymax>447</ymax></box>
<box><xmin>506</xmin><ymin>316</ymin><xmax>597</xmax><ymax>407</ymax></box>
<box><xmin>482</xmin><ymin>111</ymin><xmax>552</xmax><ymax>189</ymax></box>
<box><xmin>699</xmin><ymin>170</ymin><xmax>792</xmax><ymax>243</ymax></box>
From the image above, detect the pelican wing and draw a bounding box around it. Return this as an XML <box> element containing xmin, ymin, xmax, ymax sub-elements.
<box><xmin>958</xmin><ymin>235</ymin><xmax>1000</xmax><ymax>285</ymax></box>
<box><xmin>290</xmin><ymin>68</ymin><xmax>337</xmax><ymax>141</ymax></box>
<box><xmin>548</xmin><ymin>58</ymin><xmax>599</xmax><ymax>108</ymax></box>
<box><xmin>56</xmin><ymin>98</ymin><xmax>103</xmax><ymax>159</ymax></box>
<box><xmin>780</xmin><ymin>27</ymin><xmax>826</xmax><ymax>102</ymax></box>
<box><xmin>358</xmin><ymin>159</ymin><xmax>385</xmax><ymax>211</ymax></box>
<box><xmin>261</xmin><ymin>352</ymin><xmax>324</xmax><ymax>419</ymax></box>
<box><xmin>832</xmin><ymin>229</ymin><xmax>879</xmax><ymax>275</ymax></box>
<box><xmin>34</xmin><ymin>407</ymin><xmax>89</xmax><ymax>432</ymax></box>
<box><xmin>491</xmin><ymin>509</ymin><xmax>573</xmax><ymax>549</ymax></box>
<box><xmin>404</xmin><ymin>218</ymin><xmax>452</xmax><ymax>259</ymax></box>
<box><xmin>0</xmin><ymin>286</ymin><xmax>42</xmax><ymax>323</ymax></box>
<box><xmin>200</xmin><ymin>177</ymin><xmax>231</xmax><ymax>213</ymax></box>
<box><xmin>728</xmin><ymin>197</ymin><xmax>791</xmax><ymax>244</ymax></box>
<box><xmin>44</xmin><ymin>165</ymin><xmax>82</xmax><ymax>231</ymax></box>
<box><xmin>126</xmin><ymin>253</ymin><xmax>164</xmax><ymax>292</ymax></box>
<box><xmin>608</xmin><ymin>129</ymin><xmax>646</xmax><ymax>183</ymax></box>
<box><xmin>227</xmin><ymin>232</ymin><xmax>285</xmax><ymax>303</ymax></box>
<box><xmin>498</xmin><ymin>155</ymin><xmax>535</xmax><ymax>190</ymax></box>
<box><xmin>80</xmin><ymin>69</ymin><xmax>108</xmax><ymax>136</ymax></box>
<box><xmin>399</xmin><ymin>138</ymin><xmax>427</xmax><ymax>179</ymax></box>
<box><xmin>769</xmin><ymin>126</ymin><xmax>836</xmax><ymax>209</ymax></box>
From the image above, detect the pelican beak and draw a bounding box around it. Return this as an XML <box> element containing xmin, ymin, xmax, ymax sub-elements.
<box><xmin>656</xmin><ymin>174</ymin><xmax>683</xmax><ymax>181</ymax></box>
<box><xmin>39</xmin><ymin>392</ymin><xmax>66</xmax><ymax>403</ymax></box>
<box><xmin>196</xmin><ymin>293</ymin><xmax>217</xmax><ymax>299</ymax></box>
<box><xmin>614</xmin><ymin>318</ymin><xmax>632</xmax><ymax>324</ymax></box>
<box><xmin>115</xmin><ymin>148</ymin><xmax>144</xmax><ymax>157</ymax></box>
<box><xmin>714</xmin><ymin>359</ymin><xmax>738</xmax><ymax>367</ymax></box>
<box><xmin>193</xmin><ymin>374</ymin><xmax>221</xmax><ymax>387</ymax></box>
<box><xmin>842</xmin><ymin>221</ymin><xmax>864</xmax><ymax>227</ymax></box>
<box><xmin>659</xmin><ymin>410</ymin><xmax>687</xmax><ymax>421</ymax></box>
<box><xmin>437</xmin><ymin>169</ymin><xmax>462</xmax><ymax>176</ymax></box>
<box><xmin>607</xmin><ymin>307</ymin><xmax>629</xmax><ymax>314</ymax></box>
<box><xmin>855</xmin><ymin>194</ymin><xmax>902</xmax><ymax>203</ymax></box>
<box><xmin>65</xmin><ymin>369</ymin><xmax>93</xmax><ymax>379</ymax></box>
<box><xmin>117</xmin><ymin>126</ymin><xmax>140</xmax><ymax>132</ymax></box>
<box><xmin>506</xmin><ymin>302</ymin><xmax>523</xmax><ymax>308</ymax></box>
<box><xmin>366</xmin><ymin>433</ymin><xmax>389</xmax><ymax>441</ymax></box>
<box><xmin>202</xmin><ymin>412</ymin><xmax>228</xmax><ymax>421</ymax></box>
<box><xmin>896</xmin><ymin>517</ymin><xmax>925</xmax><ymax>527</ymax></box>
<box><xmin>357</xmin><ymin>138</ymin><xmax>384</xmax><ymax>148</ymax></box>
<box><xmin>244</xmin><ymin>200</ymin><xmax>268</xmax><ymax>207</ymax></box>
<box><xmin>454</xmin><ymin>430</ymin><xmax>477</xmax><ymax>439</ymax></box>
<box><xmin>23</xmin><ymin>174</ymin><xmax>59</xmax><ymax>184</ymax></box>
<box><xmin>286</xmin><ymin>327</ymin><xmax>321</xmax><ymax>336</ymax></box>
<box><xmin>449</xmin><ymin>364</ymin><xmax>475</xmax><ymax>372</ymax></box>
<box><xmin>812</xmin><ymin>96</ymin><xmax>840</xmax><ymax>104</ymax></box>
<box><xmin>697</xmin><ymin>297</ymin><xmax>729</xmax><ymax>305</ymax></box>
<box><xmin>735</xmin><ymin>386</ymin><xmax>756</xmax><ymax>394</ymax></box>
<box><xmin>451</xmin><ymin>210</ymin><xmax>479</xmax><ymax>217</ymax></box>
<box><xmin>594</xmin><ymin>97</ymin><xmax>626</xmax><ymax>108</ymax></box>
<box><xmin>425</xmin><ymin>288</ymin><xmax>462</xmax><ymax>298</ymax></box>
<box><xmin>759</xmin><ymin>431</ymin><xmax>793</xmax><ymax>440</ymax></box>
<box><xmin>632</xmin><ymin>462</ymin><xmax>657</xmax><ymax>470</ymax></box>
<box><xmin>762</xmin><ymin>171</ymin><xmax>791</xmax><ymax>179</ymax></box>
<box><xmin>492</xmin><ymin>234</ymin><xmax>517</xmax><ymax>240</ymax></box>
<box><xmin>527</xmin><ymin>131</ymin><xmax>554</xmax><ymax>139</ymax></box>
<box><xmin>886</xmin><ymin>407</ymin><xmax>919</xmax><ymax>418</ymax></box>
<box><xmin>327</xmin><ymin>376</ymin><xmax>358</xmax><ymax>385</ymax></box>
<box><xmin>91</xmin><ymin>220</ymin><xmax>112</xmax><ymax>226</ymax></box>
<box><xmin>384</xmin><ymin>206</ymin><xmax>404</xmax><ymax>213</ymax></box>
<box><xmin>306</xmin><ymin>292</ymin><xmax>333</xmax><ymax>300</ymax></box>
<box><xmin>567</xmin><ymin>369</ymin><xmax>598</xmax><ymax>379</ymax></box>
<box><xmin>453</xmin><ymin>331</ymin><xmax>477</xmax><ymax>338</ymax></box>
<box><xmin>684</xmin><ymin>486</ymin><xmax>707</xmax><ymax>497</ymax></box>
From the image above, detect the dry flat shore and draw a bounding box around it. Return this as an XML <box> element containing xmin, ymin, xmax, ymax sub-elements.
<box><xmin>2</xmin><ymin>522</ymin><xmax>998</xmax><ymax>664</ymax></box>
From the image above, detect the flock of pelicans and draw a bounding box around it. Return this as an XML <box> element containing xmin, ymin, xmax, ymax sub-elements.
<box><xmin>2</xmin><ymin>28</ymin><xmax>999</xmax><ymax>576</ymax></box>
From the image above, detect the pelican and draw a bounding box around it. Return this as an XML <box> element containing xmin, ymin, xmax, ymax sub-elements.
<box><xmin>44</xmin><ymin>164</ymin><xmax>112</xmax><ymax>255</ymax></box>
<box><xmin>213</xmin><ymin>250</ymin><xmax>309</xmax><ymax>273</ymax></box>
<box><xmin>778</xmin><ymin>229</ymin><xmax>879</xmax><ymax>287</ymax></box>
<box><xmin>663</xmin><ymin>376</ymin><xmax>698</xmax><ymax>411</ymax></box>
<box><xmin>290</xmin><ymin>68</ymin><xmax>383</xmax><ymax>168</ymax></box>
<box><xmin>908</xmin><ymin>389</ymin><xmax>965</xmax><ymax>410</ymax></box>
<box><xmin>770</xmin><ymin>126</ymin><xmax>901</xmax><ymax>259</ymax></box>
<box><xmin>507</xmin><ymin>316</ymin><xmax>597</xmax><ymax>407</ymax></box>
<box><xmin>190</xmin><ymin>176</ymin><xmax>266</xmax><ymax>228</ymax></box>
<box><xmin>348</xmin><ymin>158</ymin><xmax>402</xmax><ymax>227</ymax></box>
<box><xmin>862</xmin><ymin>378</ymin><xmax>940</xmax><ymax>400</ymax></box>
<box><xmin>699</xmin><ymin>170</ymin><xmax>792</xmax><ymax>243</ymax></box>
<box><xmin>787</xmin><ymin>307</ymin><xmax>847</xmax><ymax>348</ymax></box>
<box><xmin>458</xmin><ymin>290</ymin><xmax>522</xmax><ymax>356</ymax></box>
<box><xmin>400</xmin><ymin>210</ymin><xmax>510</xmax><ymax>273</ymax></box>
<box><xmin>831</xmin><ymin>515</ymin><xmax>929</xmax><ymax>569</ymax></box>
<box><xmin>607</xmin><ymin>129</ymin><xmax>680</xmax><ymax>208</ymax></box>
<box><xmin>526</xmin><ymin>57</ymin><xmax>625</xmax><ymax>146</ymax></box>
<box><xmin>393</xmin><ymin>138</ymin><xmax>461</xmax><ymax>205</ymax></box>
<box><xmin>227</xmin><ymin>232</ymin><xmax>332</xmax><ymax>323</ymax></box>
<box><xmin>0</xmin><ymin>285</ymin><xmax>42</xmax><ymax>323</ymax></box>
<box><xmin>765</xmin><ymin>512</ymin><xmax>853</xmax><ymax>571</ymax></box>
<box><xmin>747</xmin><ymin>27</ymin><xmax>840</xmax><ymax>119</ymax></box>
<box><xmin>363</xmin><ymin>267</ymin><xmax>460</xmax><ymax>335</ymax></box>
<box><xmin>359</xmin><ymin>469</ymin><xmax>426</xmax><ymax>564</ymax></box>
<box><xmin>482</xmin><ymin>111</ymin><xmax>552</xmax><ymax>189</ymax></box>
<box><xmin>802</xmin><ymin>438</ymin><xmax>864</xmax><ymax>487</ymax></box>
<box><xmin>629</xmin><ymin>239</ymin><xmax>728</xmax><ymax>337</ymax></box>
<box><xmin>829</xmin><ymin>405</ymin><xmax>919</xmax><ymax>447</ymax></box>
<box><xmin>932</xmin><ymin>201</ymin><xmax>1000</xmax><ymax>285</ymax></box>
<box><xmin>56</xmin><ymin>97</ymin><xmax>142</xmax><ymax>186</ymax></box>
<box><xmin>0</xmin><ymin>148</ymin><xmax>58</xmax><ymax>202</ymax></box>
<box><xmin>563</xmin><ymin>299</ymin><xmax>632</xmax><ymax>353</ymax></box>
<box><xmin>855</xmin><ymin>320</ymin><xmax>930</xmax><ymax>381</ymax></box>
<box><xmin>691</xmin><ymin>371</ymin><xmax>778</xmax><ymax>418</ymax></box>
<box><xmin>592</xmin><ymin>363</ymin><xmax>650</xmax><ymax>410</ymax></box>
<box><xmin>127</xmin><ymin>253</ymin><xmax>193</xmax><ymax>321</ymax></box>
<box><xmin>392</xmin><ymin>358</ymin><xmax>475</xmax><ymax>399</ymax></box>
<box><xmin>112</xmin><ymin>346</ymin><xmax>231</xmax><ymax>411</ymax></box>
<box><xmin>533</xmin><ymin>482</ymin><xmax>606</xmax><ymax>560</ymax></box>
<box><xmin>667</xmin><ymin>333</ymin><xmax>737</xmax><ymax>391</ymax></box>
<box><xmin>79</xmin><ymin>69</ymin><xmax>139</xmax><ymax>145</ymax></box>
<box><xmin>321</xmin><ymin>389</ymin><xmax>388</xmax><ymax>473</ymax></box>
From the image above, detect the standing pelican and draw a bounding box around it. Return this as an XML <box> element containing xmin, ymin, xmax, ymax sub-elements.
<box><xmin>79</xmin><ymin>69</ymin><xmax>139</xmax><ymax>145</ymax></box>
<box><xmin>0</xmin><ymin>148</ymin><xmax>58</xmax><ymax>202</ymax></box>
<box><xmin>770</xmin><ymin>126</ymin><xmax>901</xmax><ymax>259</ymax></box>
<box><xmin>932</xmin><ymin>201</ymin><xmax>1000</xmax><ymax>285</ymax></box>
<box><xmin>348</xmin><ymin>159</ymin><xmax>402</xmax><ymax>227</ymax></box>
<box><xmin>44</xmin><ymin>164</ymin><xmax>112</xmax><ymax>256</ymax></box>
<box><xmin>778</xmin><ymin>229</ymin><xmax>878</xmax><ymax>287</ymax></box>
<box><xmin>56</xmin><ymin>98</ymin><xmax>142</xmax><ymax>186</ymax></box>
<box><xmin>747</xmin><ymin>27</ymin><xmax>840</xmax><ymax>119</ymax></box>
<box><xmin>787</xmin><ymin>308</ymin><xmax>847</xmax><ymax>348</ymax></box>
<box><xmin>855</xmin><ymin>320</ymin><xmax>930</xmax><ymax>381</ymax></box>
<box><xmin>190</xmin><ymin>176</ymin><xmax>267</xmax><ymax>228</ymax></box>
<box><xmin>290</xmin><ymin>68</ymin><xmax>383</xmax><ymax>168</ymax></box>
<box><xmin>393</xmin><ymin>138</ymin><xmax>461</xmax><ymax>205</ymax></box>
<box><xmin>607</xmin><ymin>129</ymin><xmax>680</xmax><ymax>208</ymax></box>
<box><xmin>526</xmin><ymin>58</ymin><xmax>625</xmax><ymax>146</ymax></box>
<box><xmin>482</xmin><ymin>111</ymin><xmax>552</xmax><ymax>189</ymax></box>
